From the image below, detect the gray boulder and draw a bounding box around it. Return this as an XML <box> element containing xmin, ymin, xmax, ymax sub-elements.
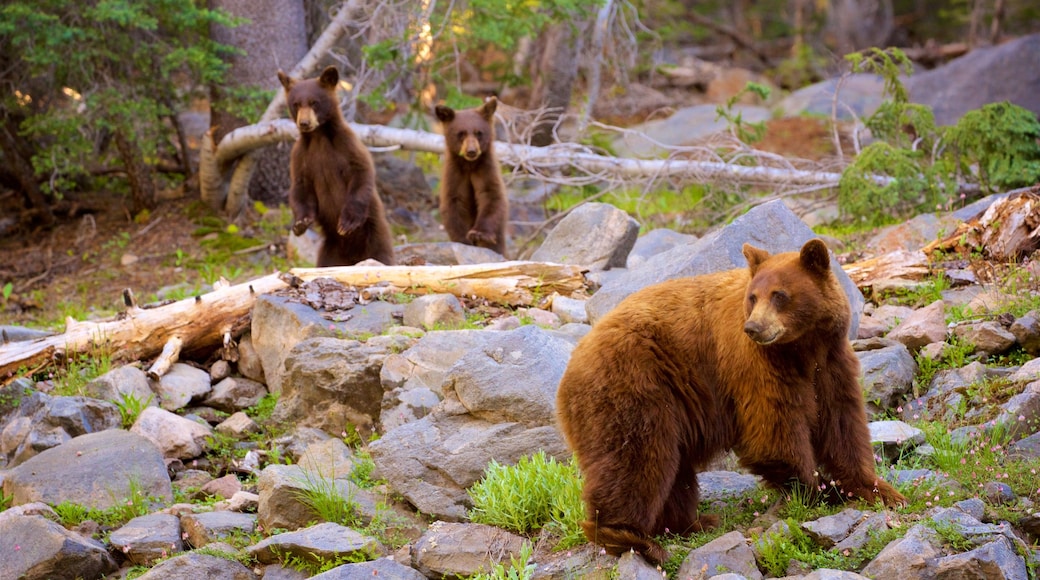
<box><xmin>3</xmin><ymin>429</ymin><xmax>172</xmax><ymax>509</ymax></box>
<box><xmin>135</xmin><ymin>552</ymin><xmax>258</xmax><ymax>580</ymax></box>
<box><xmin>530</xmin><ymin>202</ymin><xmax>640</xmax><ymax>271</ymax></box>
<box><xmin>108</xmin><ymin>513</ymin><xmax>184</xmax><ymax>565</ymax></box>
<box><xmin>906</xmin><ymin>33</ymin><xmax>1040</xmax><ymax>126</ymax></box>
<box><xmin>379</xmin><ymin>330</ymin><xmax>489</xmax><ymax>432</ymax></box>
<box><xmin>370</xmin><ymin>326</ymin><xmax>573</xmax><ymax>520</ymax></box>
<box><xmin>0</xmin><ymin>514</ymin><xmax>117</xmax><ymax>580</ymax></box>
<box><xmin>154</xmin><ymin>363</ymin><xmax>211</xmax><ymax>411</ymax></box>
<box><xmin>0</xmin><ymin>391</ymin><xmax>121</xmax><ymax>467</ymax></box>
<box><xmin>247</xmin><ymin>522</ymin><xmax>385</xmax><ymax>565</ymax></box>
<box><xmin>585</xmin><ymin>200</ymin><xmax>865</xmax><ymax>338</ymax></box>
<box><xmin>412</xmin><ymin>521</ymin><xmax>526</xmax><ymax>580</ymax></box>
<box><xmin>274</xmin><ymin>337</ymin><xmax>393</xmax><ymax>437</ymax></box>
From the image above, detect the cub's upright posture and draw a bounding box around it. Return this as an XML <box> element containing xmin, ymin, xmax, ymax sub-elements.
<box><xmin>555</xmin><ymin>239</ymin><xmax>905</xmax><ymax>564</ymax></box>
<box><xmin>434</xmin><ymin>97</ymin><xmax>509</xmax><ymax>256</ymax></box>
<box><xmin>278</xmin><ymin>66</ymin><xmax>395</xmax><ymax>266</ymax></box>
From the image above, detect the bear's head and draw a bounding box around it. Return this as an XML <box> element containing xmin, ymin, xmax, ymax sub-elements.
<box><xmin>434</xmin><ymin>97</ymin><xmax>497</xmax><ymax>162</ymax></box>
<box><xmin>740</xmin><ymin>238</ymin><xmax>849</xmax><ymax>345</ymax></box>
<box><xmin>277</xmin><ymin>66</ymin><xmax>342</xmax><ymax>133</ymax></box>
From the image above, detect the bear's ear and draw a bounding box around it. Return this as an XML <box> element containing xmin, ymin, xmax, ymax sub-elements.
<box><xmin>799</xmin><ymin>238</ymin><xmax>832</xmax><ymax>276</ymax></box>
<box><xmin>434</xmin><ymin>105</ymin><xmax>455</xmax><ymax>124</ymax></box>
<box><xmin>277</xmin><ymin>70</ymin><xmax>294</xmax><ymax>92</ymax></box>
<box><xmin>479</xmin><ymin>96</ymin><xmax>498</xmax><ymax>121</ymax></box>
<box><xmin>319</xmin><ymin>66</ymin><xmax>340</xmax><ymax>89</ymax></box>
<box><xmin>742</xmin><ymin>243</ymin><xmax>771</xmax><ymax>273</ymax></box>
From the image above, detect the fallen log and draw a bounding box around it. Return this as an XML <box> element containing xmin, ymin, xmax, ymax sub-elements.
<box><xmin>842</xmin><ymin>250</ymin><xmax>933</xmax><ymax>293</ymax></box>
<box><xmin>922</xmin><ymin>189</ymin><xmax>1040</xmax><ymax>261</ymax></box>
<box><xmin>0</xmin><ymin>274</ymin><xmax>288</xmax><ymax>381</ymax></box>
<box><xmin>289</xmin><ymin>261</ymin><xmax>588</xmax><ymax>306</ymax></box>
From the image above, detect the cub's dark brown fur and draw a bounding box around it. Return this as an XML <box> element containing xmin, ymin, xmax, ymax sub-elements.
<box><xmin>434</xmin><ymin>98</ymin><xmax>508</xmax><ymax>256</ymax></box>
<box><xmin>278</xmin><ymin>66</ymin><xmax>394</xmax><ymax>266</ymax></box>
<box><xmin>555</xmin><ymin>239</ymin><xmax>906</xmax><ymax>564</ymax></box>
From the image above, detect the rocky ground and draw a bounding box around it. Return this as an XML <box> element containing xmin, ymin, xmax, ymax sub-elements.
<box><xmin>2</xmin><ymin>196</ymin><xmax>1040</xmax><ymax>580</ymax></box>
<box><xmin>3</xmin><ymin>35</ymin><xmax>1040</xmax><ymax>580</ymax></box>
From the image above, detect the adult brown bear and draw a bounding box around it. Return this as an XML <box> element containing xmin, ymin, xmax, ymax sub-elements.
<box><xmin>555</xmin><ymin>239</ymin><xmax>906</xmax><ymax>564</ymax></box>
<box><xmin>434</xmin><ymin>97</ymin><xmax>509</xmax><ymax>256</ymax></box>
<box><xmin>278</xmin><ymin>66</ymin><xmax>395</xmax><ymax>266</ymax></box>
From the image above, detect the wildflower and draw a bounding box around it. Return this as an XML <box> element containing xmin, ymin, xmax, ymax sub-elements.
<box><xmin>897</xmin><ymin>406</ymin><xmax>903</xmax><ymax>413</ymax></box>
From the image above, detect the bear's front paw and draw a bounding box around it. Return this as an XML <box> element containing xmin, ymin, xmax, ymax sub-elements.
<box><xmin>337</xmin><ymin>214</ymin><xmax>365</xmax><ymax>236</ymax></box>
<box><xmin>291</xmin><ymin>216</ymin><xmax>313</xmax><ymax>236</ymax></box>
<box><xmin>876</xmin><ymin>481</ymin><xmax>907</xmax><ymax>508</ymax></box>
<box><xmin>466</xmin><ymin>229</ymin><xmax>496</xmax><ymax>247</ymax></box>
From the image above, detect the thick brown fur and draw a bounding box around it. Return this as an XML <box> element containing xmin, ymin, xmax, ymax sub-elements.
<box><xmin>434</xmin><ymin>97</ymin><xmax>509</xmax><ymax>256</ymax></box>
<box><xmin>555</xmin><ymin>239</ymin><xmax>906</xmax><ymax>564</ymax></box>
<box><xmin>278</xmin><ymin>66</ymin><xmax>394</xmax><ymax>266</ymax></box>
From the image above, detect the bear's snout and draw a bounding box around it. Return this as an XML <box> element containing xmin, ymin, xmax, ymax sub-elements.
<box><xmin>459</xmin><ymin>136</ymin><xmax>482</xmax><ymax>161</ymax></box>
<box><xmin>744</xmin><ymin>319</ymin><xmax>782</xmax><ymax>345</ymax></box>
<box><xmin>295</xmin><ymin>108</ymin><xmax>319</xmax><ymax>132</ymax></box>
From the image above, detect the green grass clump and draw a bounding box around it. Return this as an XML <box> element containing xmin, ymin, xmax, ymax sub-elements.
<box><xmin>468</xmin><ymin>541</ymin><xmax>534</xmax><ymax>580</ymax></box>
<box><xmin>468</xmin><ymin>451</ymin><xmax>585</xmax><ymax>550</ymax></box>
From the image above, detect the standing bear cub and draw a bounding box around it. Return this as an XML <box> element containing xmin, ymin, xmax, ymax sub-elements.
<box><xmin>434</xmin><ymin>97</ymin><xmax>509</xmax><ymax>256</ymax></box>
<box><xmin>556</xmin><ymin>239</ymin><xmax>906</xmax><ymax>564</ymax></box>
<box><xmin>278</xmin><ymin>66</ymin><xmax>395</xmax><ymax>267</ymax></box>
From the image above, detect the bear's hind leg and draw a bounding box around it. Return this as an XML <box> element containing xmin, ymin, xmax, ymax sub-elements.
<box><xmin>657</xmin><ymin>467</ymin><xmax>718</xmax><ymax>536</ymax></box>
<box><xmin>578</xmin><ymin>402</ymin><xmax>688</xmax><ymax>564</ymax></box>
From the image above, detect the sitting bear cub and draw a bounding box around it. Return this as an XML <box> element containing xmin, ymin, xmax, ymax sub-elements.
<box><xmin>278</xmin><ymin>66</ymin><xmax>395</xmax><ymax>267</ymax></box>
<box><xmin>555</xmin><ymin>239</ymin><xmax>906</xmax><ymax>564</ymax></box>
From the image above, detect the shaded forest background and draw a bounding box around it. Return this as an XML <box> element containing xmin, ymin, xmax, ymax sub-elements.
<box><xmin>2</xmin><ymin>0</ymin><xmax>1039</xmax><ymax>227</ymax></box>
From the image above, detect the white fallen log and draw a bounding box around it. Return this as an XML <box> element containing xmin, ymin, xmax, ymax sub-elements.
<box><xmin>0</xmin><ymin>274</ymin><xmax>288</xmax><ymax>381</ymax></box>
<box><xmin>289</xmin><ymin>261</ymin><xmax>588</xmax><ymax>306</ymax></box>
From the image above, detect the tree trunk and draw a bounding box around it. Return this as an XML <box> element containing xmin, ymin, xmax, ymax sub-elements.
<box><xmin>527</xmin><ymin>22</ymin><xmax>583</xmax><ymax>147</ymax></box>
<box><xmin>0</xmin><ymin>115</ymin><xmax>54</xmax><ymax>226</ymax></box>
<box><xmin>208</xmin><ymin>0</ymin><xmax>308</xmax><ymax>214</ymax></box>
<box><xmin>113</xmin><ymin>130</ymin><xmax>157</xmax><ymax>214</ymax></box>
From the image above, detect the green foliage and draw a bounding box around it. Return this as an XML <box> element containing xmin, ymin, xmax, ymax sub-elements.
<box><xmin>46</xmin><ymin>345</ymin><xmax>113</xmax><ymax>397</ymax></box>
<box><xmin>115</xmin><ymin>392</ymin><xmax>154</xmax><ymax>429</ymax></box>
<box><xmin>755</xmin><ymin>520</ymin><xmax>851</xmax><ymax>575</ymax></box>
<box><xmin>839</xmin><ymin>47</ymin><xmax>1040</xmax><ymax>222</ymax></box>
<box><xmin>468</xmin><ymin>451</ymin><xmax>585</xmax><ymax>549</ymax></box>
<box><xmin>715</xmin><ymin>82</ymin><xmax>772</xmax><ymax>144</ymax></box>
<box><xmin>0</xmin><ymin>1</ymin><xmax>238</xmax><ymax>197</ymax></box>
<box><xmin>1</xmin><ymin>283</ymin><xmax>12</xmax><ymax>305</ymax></box>
<box><xmin>52</xmin><ymin>476</ymin><xmax>156</xmax><ymax>528</ymax></box>
<box><xmin>468</xmin><ymin>541</ymin><xmax>535</xmax><ymax>580</ymax></box>
<box><xmin>246</xmin><ymin>392</ymin><xmax>279</xmax><ymax>423</ymax></box>
<box><xmin>943</xmin><ymin>102</ymin><xmax>1040</xmax><ymax>191</ymax></box>
<box><xmin>292</xmin><ymin>470</ymin><xmax>362</xmax><ymax>528</ymax></box>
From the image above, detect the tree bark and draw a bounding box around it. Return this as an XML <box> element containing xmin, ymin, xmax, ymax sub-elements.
<box><xmin>289</xmin><ymin>261</ymin><xmax>588</xmax><ymax>306</ymax></box>
<box><xmin>527</xmin><ymin>22</ymin><xmax>583</xmax><ymax>146</ymax></box>
<box><xmin>113</xmin><ymin>130</ymin><xmax>157</xmax><ymax>213</ymax></box>
<box><xmin>0</xmin><ymin>115</ymin><xmax>53</xmax><ymax>226</ymax></box>
<box><xmin>208</xmin><ymin>0</ymin><xmax>308</xmax><ymax>215</ymax></box>
<box><xmin>0</xmin><ymin>274</ymin><xmax>288</xmax><ymax>381</ymax></box>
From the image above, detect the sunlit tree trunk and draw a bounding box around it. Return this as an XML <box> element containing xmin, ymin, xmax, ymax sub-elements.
<box><xmin>208</xmin><ymin>0</ymin><xmax>308</xmax><ymax>215</ymax></box>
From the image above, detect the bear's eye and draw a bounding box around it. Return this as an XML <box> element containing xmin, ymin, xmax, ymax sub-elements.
<box><xmin>457</xmin><ymin>131</ymin><xmax>466</xmax><ymax>140</ymax></box>
<box><xmin>748</xmin><ymin>294</ymin><xmax>757</xmax><ymax>306</ymax></box>
<box><xmin>771</xmin><ymin>291</ymin><xmax>789</xmax><ymax>307</ymax></box>
<box><xmin>475</xmin><ymin>130</ymin><xmax>484</xmax><ymax>139</ymax></box>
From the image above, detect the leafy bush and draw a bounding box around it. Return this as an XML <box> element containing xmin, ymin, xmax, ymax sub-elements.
<box><xmin>0</xmin><ymin>1</ymin><xmax>237</xmax><ymax>209</ymax></box>
<box><xmin>838</xmin><ymin>47</ymin><xmax>1040</xmax><ymax>222</ymax></box>
<box><xmin>468</xmin><ymin>451</ymin><xmax>585</xmax><ymax>549</ymax></box>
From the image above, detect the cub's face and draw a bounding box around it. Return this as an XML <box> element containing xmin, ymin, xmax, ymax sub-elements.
<box><xmin>278</xmin><ymin>66</ymin><xmax>341</xmax><ymax>133</ymax></box>
<box><xmin>741</xmin><ymin>239</ymin><xmax>838</xmax><ymax>345</ymax></box>
<box><xmin>435</xmin><ymin>97</ymin><xmax>497</xmax><ymax>162</ymax></box>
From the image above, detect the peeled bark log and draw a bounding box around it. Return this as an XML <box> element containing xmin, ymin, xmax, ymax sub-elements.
<box><xmin>0</xmin><ymin>274</ymin><xmax>288</xmax><ymax>381</ymax></box>
<box><xmin>289</xmin><ymin>261</ymin><xmax>588</xmax><ymax>306</ymax></box>
<box><xmin>922</xmin><ymin>189</ymin><xmax>1040</xmax><ymax>261</ymax></box>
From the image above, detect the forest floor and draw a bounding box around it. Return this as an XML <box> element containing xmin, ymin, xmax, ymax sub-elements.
<box><xmin>0</xmin><ymin>115</ymin><xmax>847</xmax><ymax>333</ymax></box>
